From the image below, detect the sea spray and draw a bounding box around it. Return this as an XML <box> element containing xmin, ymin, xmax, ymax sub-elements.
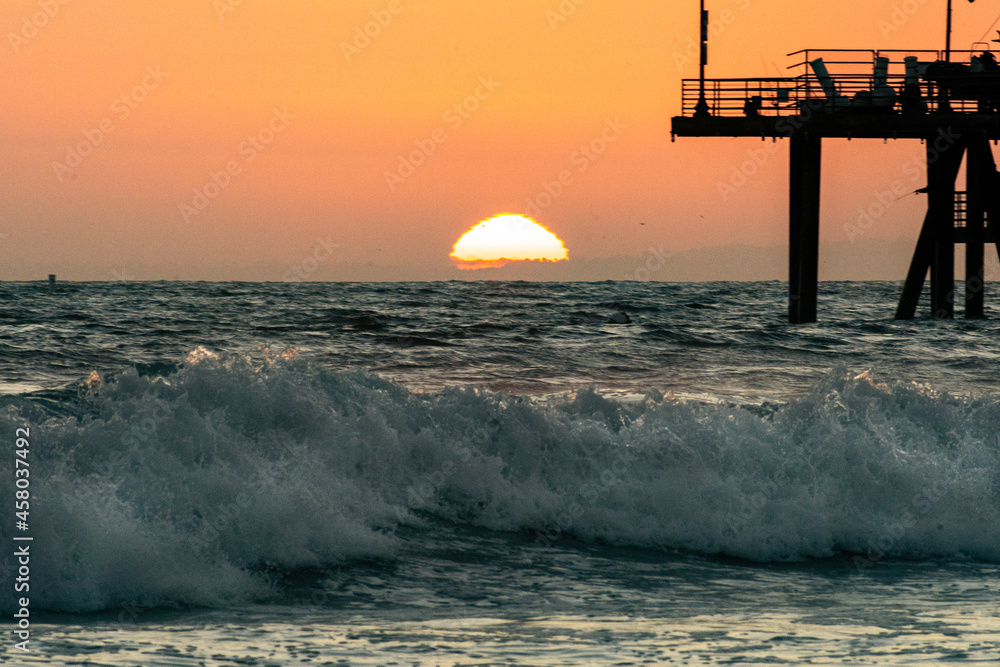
<box><xmin>2</xmin><ymin>353</ymin><xmax>999</xmax><ymax>613</ymax></box>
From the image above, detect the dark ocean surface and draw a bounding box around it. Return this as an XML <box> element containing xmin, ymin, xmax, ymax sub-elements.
<box><xmin>2</xmin><ymin>281</ymin><xmax>999</xmax><ymax>665</ymax></box>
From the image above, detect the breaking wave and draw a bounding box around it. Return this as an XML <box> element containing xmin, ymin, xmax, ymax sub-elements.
<box><xmin>2</xmin><ymin>348</ymin><xmax>998</xmax><ymax>612</ymax></box>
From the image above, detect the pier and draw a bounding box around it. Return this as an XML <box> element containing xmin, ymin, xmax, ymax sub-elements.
<box><xmin>671</xmin><ymin>44</ymin><xmax>1000</xmax><ymax>322</ymax></box>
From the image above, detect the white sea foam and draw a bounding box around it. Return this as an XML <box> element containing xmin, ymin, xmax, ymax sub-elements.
<box><xmin>2</xmin><ymin>352</ymin><xmax>998</xmax><ymax>612</ymax></box>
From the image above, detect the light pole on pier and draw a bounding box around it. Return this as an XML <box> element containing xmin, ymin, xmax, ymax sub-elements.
<box><xmin>946</xmin><ymin>0</ymin><xmax>977</xmax><ymax>62</ymax></box>
<box><xmin>693</xmin><ymin>0</ymin><xmax>710</xmax><ymax>117</ymax></box>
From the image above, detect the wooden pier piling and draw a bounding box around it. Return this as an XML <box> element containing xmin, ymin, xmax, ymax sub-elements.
<box><xmin>894</xmin><ymin>134</ymin><xmax>964</xmax><ymax>320</ymax></box>
<box><xmin>965</xmin><ymin>139</ymin><xmax>986</xmax><ymax>318</ymax></box>
<box><xmin>671</xmin><ymin>47</ymin><xmax>1000</xmax><ymax>321</ymax></box>
<box><xmin>927</xmin><ymin>135</ymin><xmax>963</xmax><ymax>319</ymax></box>
<box><xmin>788</xmin><ymin>134</ymin><xmax>822</xmax><ymax>324</ymax></box>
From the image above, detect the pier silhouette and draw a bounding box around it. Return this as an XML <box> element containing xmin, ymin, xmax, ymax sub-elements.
<box><xmin>672</xmin><ymin>35</ymin><xmax>1000</xmax><ymax>322</ymax></box>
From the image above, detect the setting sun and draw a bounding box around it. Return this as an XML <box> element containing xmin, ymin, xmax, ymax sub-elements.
<box><xmin>450</xmin><ymin>214</ymin><xmax>569</xmax><ymax>270</ymax></box>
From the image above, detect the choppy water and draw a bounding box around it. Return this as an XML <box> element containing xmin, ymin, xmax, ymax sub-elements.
<box><xmin>2</xmin><ymin>281</ymin><xmax>999</xmax><ymax>665</ymax></box>
<box><xmin>5</xmin><ymin>280</ymin><xmax>1000</xmax><ymax>399</ymax></box>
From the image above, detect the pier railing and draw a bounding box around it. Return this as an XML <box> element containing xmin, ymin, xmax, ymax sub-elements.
<box><xmin>952</xmin><ymin>192</ymin><xmax>997</xmax><ymax>242</ymax></box>
<box><xmin>956</xmin><ymin>191</ymin><xmax>967</xmax><ymax>227</ymax></box>
<box><xmin>680</xmin><ymin>49</ymin><xmax>1000</xmax><ymax>118</ymax></box>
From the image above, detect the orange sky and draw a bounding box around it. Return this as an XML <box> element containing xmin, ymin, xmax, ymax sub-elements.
<box><xmin>2</xmin><ymin>0</ymin><xmax>999</xmax><ymax>280</ymax></box>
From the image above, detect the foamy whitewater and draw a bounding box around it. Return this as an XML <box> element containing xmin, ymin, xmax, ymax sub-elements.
<box><xmin>2</xmin><ymin>281</ymin><xmax>999</xmax><ymax>664</ymax></box>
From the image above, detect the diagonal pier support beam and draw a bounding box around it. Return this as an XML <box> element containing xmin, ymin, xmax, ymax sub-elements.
<box><xmin>929</xmin><ymin>134</ymin><xmax>964</xmax><ymax>318</ymax></box>
<box><xmin>895</xmin><ymin>130</ymin><xmax>966</xmax><ymax>319</ymax></box>
<box><xmin>895</xmin><ymin>210</ymin><xmax>935</xmax><ymax>319</ymax></box>
<box><xmin>788</xmin><ymin>133</ymin><xmax>822</xmax><ymax>324</ymax></box>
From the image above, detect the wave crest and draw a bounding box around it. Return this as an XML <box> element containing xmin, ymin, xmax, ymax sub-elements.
<box><xmin>2</xmin><ymin>354</ymin><xmax>998</xmax><ymax>612</ymax></box>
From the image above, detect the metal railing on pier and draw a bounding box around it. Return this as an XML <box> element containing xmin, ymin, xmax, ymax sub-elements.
<box><xmin>680</xmin><ymin>49</ymin><xmax>1000</xmax><ymax>118</ymax></box>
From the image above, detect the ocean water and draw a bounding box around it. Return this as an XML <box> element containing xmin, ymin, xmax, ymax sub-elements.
<box><xmin>2</xmin><ymin>280</ymin><xmax>1000</xmax><ymax>665</ymax></box>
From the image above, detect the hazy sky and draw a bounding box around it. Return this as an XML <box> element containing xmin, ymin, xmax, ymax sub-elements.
<box><xmin>3</xmin><ymin>0</ymin><xmax>999</xmax><ymax>280</ymax></box>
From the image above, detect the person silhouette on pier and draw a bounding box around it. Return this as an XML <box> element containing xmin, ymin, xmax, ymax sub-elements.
<box><xmin>973</xmin><ymin>51</ymin><xmax>999</xmax><ymax>112</ymax></box>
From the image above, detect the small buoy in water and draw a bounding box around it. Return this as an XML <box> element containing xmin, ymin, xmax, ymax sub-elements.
<box><xmin>607</xmin><ymin>311</ymin><xmax>631</xmax><ymax>324</ymax></box>
<box><xmin>48</xmin><ymin>274</ymin><xmax>56</xmax><ymax>289</ymax></box>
